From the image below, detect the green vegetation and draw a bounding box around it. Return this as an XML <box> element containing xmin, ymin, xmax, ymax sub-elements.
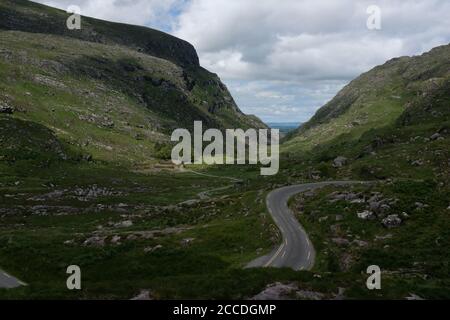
<box><xmin>0</xmin><ymin>0</ymin><xmax>449</xmax><ymax>300</ymax></box>
<box><xmin>289</xmin><ymin>181</ymin><xmax>450</xmax><ymax>299</ymax></box>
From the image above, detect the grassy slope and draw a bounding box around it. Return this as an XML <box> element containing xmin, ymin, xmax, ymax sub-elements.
<box><xmin>283</xmin><ymin>44</ymin><xmax>450</xmax><ymax>152</ymax></box>
<box><xmin>0</xmin><ymin>30</ymin><xmax>264</xmax><ymax>164</ymax></box>
<box><xmin>275</xmin><ymin>44</ymin><xmax>450</xmax><ymax>299</ymax></box>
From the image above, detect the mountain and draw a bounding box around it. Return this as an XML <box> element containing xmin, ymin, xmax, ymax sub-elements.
<box><xmin>0</xmin><ymin>0</ymin><xmax>266</xmax><ymax>164</ymax></box>
<box><xmin>284</xmin><ymin>43</ymin><xmax>450</xmax><ymax>152</ymax></box>
<box><xmin>282</xmin><ymin>43</ymin><xmax>450</xmax><ymax>183</ymax></box>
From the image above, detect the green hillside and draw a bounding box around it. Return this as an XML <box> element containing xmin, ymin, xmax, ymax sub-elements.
<box><xmin>0</xmin><ymin>0</ymin><xmax>265</xmax><ymax>164</ymax></box>
<box><xmin>284</xmin><ymin>44</ymin><xmax>450</xmax><ymax>152</ymax></box>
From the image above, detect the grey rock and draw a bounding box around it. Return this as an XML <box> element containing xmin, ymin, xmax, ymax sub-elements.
<box><xmin>110</xmin><ymin>235</ymin><xmax>121</xmax><ymax>244</ymax></box>
<box><xmin>353</xmin><ymin>239</ymin><xmax>369</xmax><ymax>247</ymax></box>
<box><xmin>114</xmin><ymin>220</ymin><xmax>133</xmax><ymax>228</ymax></box>
<box><xmin>382</xmin><ymin>214</ymin><xmax>402</xmax><ymax>228</ymax></box>
<box><xmin>333</xmin><ymin>156</ymin><xmax>348</xmax><ymax>168</ymax></box>
<box><xmin>131</xmin><ymin>290</ymin><xmax>154</xmax><ymax>300</ymax></box>
<box><xmin>375</xmin><ymin>233</ymin><xmax>393</xmax><ymax>241</ymax></box>
<box><xmin>251</xmin><ymin>282</ymin><xmax>298</xmax><ymax>300</ymax></box>
<box><xmin>430</xmin><ymin>133</ymin><xmax>442</xmax><ymax>141</ymax></box>
<box><xmin>357</xmin><ymin>210</ymin><xmax>375</xmax><ymax>220</ymax></box>
<box><xmin>181</xmin><ymin>238</ymin><xmax>195</xmax><ymax>246</ymax></box>
<box><xmin>296</xmin><ymin>290</ymin><xmax>325</xmax><ymax>300</ymax></box>
<box><xmin>0</xmin><ymin>103</ymin><xmax>14</xmax><ymax>114</ymax></box>
<box><xmin>144</xmin><ymin>244</ymin><xmax>163</xmax><ymax>253</ymax></box>
<box><xmin>332</xmin><ymin>237</ymin><xmax>350</xmax><ymax>245</ymax></box>
<box><xmin>83</xmin><ymin>236</ymin><xmax>106</xmax><ymax>247</ymax></box>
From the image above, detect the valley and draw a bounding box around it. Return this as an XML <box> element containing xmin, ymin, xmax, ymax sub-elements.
<box><xmin>0</xmin><ymin>0</ymin><xmax>449</xmax><ymax>301</ymax></box>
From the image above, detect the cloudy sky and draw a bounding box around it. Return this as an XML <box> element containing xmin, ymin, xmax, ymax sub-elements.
<box><xmin>36</xmin><ymin>0</ymin><xmax>450</xmax><ymax>123</ymax></box>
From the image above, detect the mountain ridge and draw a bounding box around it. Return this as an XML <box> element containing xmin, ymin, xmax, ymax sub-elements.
<box><xmin>0</xmin><ymin>0</ymin><xmax>266</xmax><ymax>164</ymax></box>
<box><xmin>284</xmin><ymin>42</ymin><xmax>450</xmax><ymax>151</ymax></box>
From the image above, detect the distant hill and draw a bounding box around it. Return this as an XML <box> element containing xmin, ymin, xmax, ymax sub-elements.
<box><xmin>0</xmin><ymin>0</ymin><xmax>266</xmax><ymax>164</ymax></box>
<box><xmin>267</xmin><ymin>122</ymin><xmax>301</xmax><ymax>136</ymax></box>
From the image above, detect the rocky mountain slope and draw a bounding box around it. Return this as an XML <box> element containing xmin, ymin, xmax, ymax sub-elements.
<box><xmin>0</xmin><ymin>0</ymin><xmax>265</xmax><ymax>164</ymax></box>
<box><xmin>284</xmin><ymin>43</ymin><xmax>450</xmax><ymax>151</ymax></box>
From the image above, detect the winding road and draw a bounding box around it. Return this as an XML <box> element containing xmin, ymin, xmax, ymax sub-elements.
<box><xmin>247</xmin><ymin>181</ymin><xmax>365</xmax><ymax>271</ymax></box>
<box><xmin>0</xmin><ymin>179</ymin><xmax>364</xmax><ymax>288</ymax></box>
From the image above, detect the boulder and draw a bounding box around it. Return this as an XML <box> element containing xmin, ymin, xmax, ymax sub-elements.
<box><xmin>430</xmin><ymin>133</ymin><xmax>442</xmax><ymax>141</ymax></box>
<box><xmin>181</xmin><ymin>238</ymin><xmax>195</xmax><ymax>246</ymax></box>
<box><xmin>0</xmin><ymin>103</ymin><xmax>14</xmax><ymax>114</ymax></box>
<box><xmin>144</xmin><ymin>244</ymin><xmax>163</xmax><ymax>253</ymax></box>
<box><xmin>114</xmin><ymin>220</ymin><xmax>133</xmax><ymax>228</ymax></box>
<box><xmin>83</xmin><ymin>236</ymin><xmax>106</xmax><ymax>247</ymax></box>
<box><xmin>131</xmin><ymin>290</ymin><xmax>154</xmax><ymax>300</ymax></box>
<box><xmin>357</xmin><ymin>210</ymin><xmax>375</xmax><ymax>220</ymax></box>
<box><xmin>332</xmin><ymin>237</ymin><xmax>350</xmax><ymax>245</ymax></box>
<box><xmin>110</xmin><ymin>235</ymin><xmax>121</xmax><ymax>244</ymax></box>
<box><xmin>382</xmin><ymin>214</ymin><xmax>402</xmax><ymax>228</ymax></box>
<box><xmin>333</xmin><ymin>156</ymin><xmax>348</xmax><ymax>168</ymax></box>
<box><xmin>251</xmin><ymin>282</ymin><xmax>298</xmax><ymax>300</ymax></box>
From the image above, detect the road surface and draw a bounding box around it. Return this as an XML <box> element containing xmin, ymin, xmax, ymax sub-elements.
<box><xmin>0</xmin><ymin>269</ymin><xmax>25</xmax><ymax>289</ymax></box>
<box><xmin>247</xmin><ymin>181</ymin><xmax>365</xmax><ymax>271</ymax></box>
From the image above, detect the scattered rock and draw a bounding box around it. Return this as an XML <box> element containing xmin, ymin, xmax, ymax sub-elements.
<box><xmin>382</xmin><ymin>214</ymin><xmax>402</xmax><ymax>228</ymax></box>
<box><xmin>430</xmin><ymin>133</ymin><xmax>442</xmax><ymax>141</ymax></box>
<box><xmin>357</xmin><ymin>210</ymin><xmax>375</xmax><ymax>220</ymax></box>
<box><xmin>0</xmin><ymin>103</ymin><xmax>14</xmax><ymax>114</ymax></box>
<box><xmin>181</xmin><ymin>238</ymin><xmax>195</xmax><ymax>246</ymax></box>
<box><xmin>333</xmin><ymin>156</ymin><xmax>348</xmax><ymax>168</ymax></box>
<box><xmin>114</xmin><ymin>220</ymin><xmax>133</xmax><ymax>228</ymax></box>
<box><xmin>144</xmin><ymin>244</ymin><xmax>163</xmax><ymax>253</ymax></box>
<box><xmin>296</xmin><ymin>290</ymin><xmax>325</xmax><ymax>300</ymax></box>
<box><xmin>414</xmin><ymin>202</ymin><xmax>429</xmax><ymax>210</ymax></box>
<box><xmin>353</xmin><ymin>239</ymin><xmax>369</xmax><ymax>247</ymax></box>
<box><xmin>375</xmin><ymin>233</ymin><xmax>393</xmax><ymax>241</ymax></box>
<box><xmin>131</xmin><ymin>290</ymin><xmax>154</xmax><ymax>300</ymax></box>
<box><xmin>110</xmin><ymin>235</ymin><xmax>121</xmax><ymax>244</ymax></box>
<box><xmin>83</xmin><ymin>236</ymin><xmax>106</xmax><ymax>247</ymax></box>
<box><xmin>251</xmin><ymin>282</ymin><xmax>298</xmax><ymax>300</ymax></box>
<box><xmin>332</xmin><ymin>237</ymin><xmax>350</xmax><ymax>245</ymax></box>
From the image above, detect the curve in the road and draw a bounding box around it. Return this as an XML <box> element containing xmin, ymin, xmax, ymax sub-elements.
<box><xmin>247</xmin><ymin>181</ymin><xmax>366</xmax><ymax>271</ymax></box>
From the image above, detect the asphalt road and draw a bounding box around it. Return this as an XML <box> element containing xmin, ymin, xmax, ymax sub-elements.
<box><xmin>247</xmin><ymin>181</ymin><xmax>364</xmax><ymax>271</ymax></box>
<box><xmin>0</xmin><ymin>269</ymin><xmax>24</xmax><ymax>289</ymax></box>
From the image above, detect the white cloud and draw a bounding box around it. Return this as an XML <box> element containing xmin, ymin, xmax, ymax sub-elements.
<box><xmin>33</xmin><ymin>0</ymin><xmax>450</xmax><ymax>122</ymax></box>
<box><xmin>173</xmin><ymin>0</ymin><xmax>450</xmax><ymax>122</ymax></box>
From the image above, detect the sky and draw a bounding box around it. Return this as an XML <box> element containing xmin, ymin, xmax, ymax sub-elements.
<box><xmin>35</xmin><ymin>0</ymin><xmax>450</xmax><ymax>123</ymax></box>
